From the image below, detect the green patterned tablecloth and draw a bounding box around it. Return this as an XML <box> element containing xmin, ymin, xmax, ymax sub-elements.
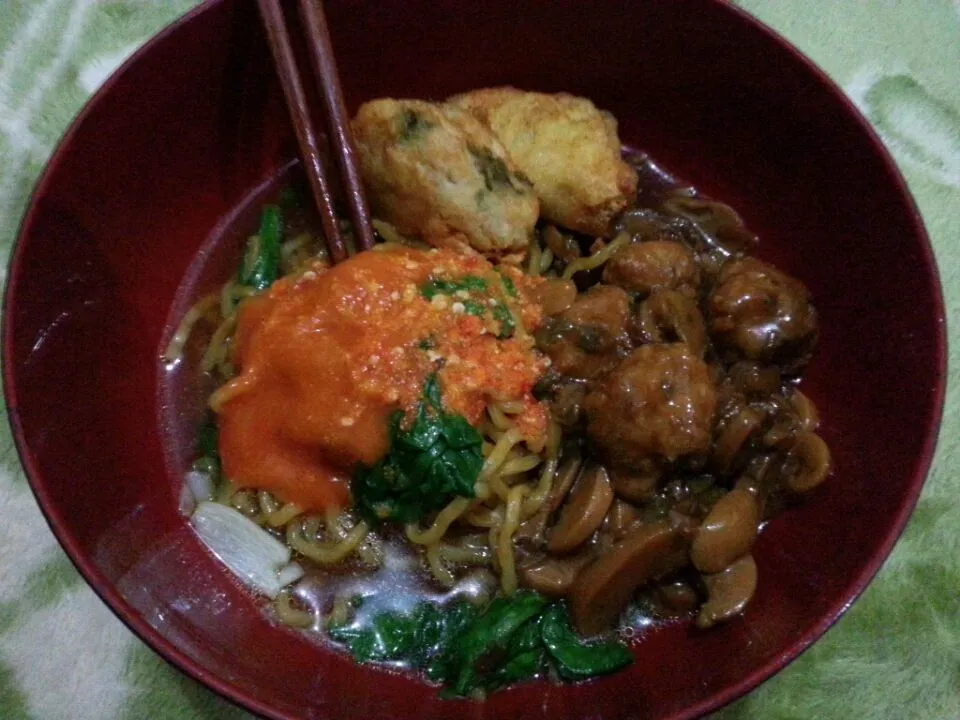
<box><xmin>0</xmin><ymin>2</ymin><xmax>957</xmax><ymax>718</ymax></box>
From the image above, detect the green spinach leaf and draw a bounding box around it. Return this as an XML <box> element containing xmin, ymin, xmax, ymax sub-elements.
<box><xmin>352</xmin><ymin>374</ymin><xmax>482</xmax><ymax>523</ymax></box>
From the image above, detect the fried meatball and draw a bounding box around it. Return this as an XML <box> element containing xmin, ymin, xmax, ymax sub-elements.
<box><xmin>536</xmin><ymin>285</ymin><xmax>631</xmax><ymax>379</ymax></box>
<box><xmin>560</xmin><ymin>284</ymin><xmax>630</xmax><ymax>338</ymax></box>
<box><xmin>449</xmin><ymin>87</ymin><xmax>638</xmax><ymax>237</ymax></box>
<box><xmin>352</xmin><ymin>99</ymin><xmax>539</xmax><ymax>254</ymax></box>
<box><xmin>585</xmin><ymin>344</ymin><xmax>716</xmax><ymax>466</ymax></box>
<box><xmin>707</xmin><ymin>257</ymin><xmax>818</xmax><ymax>372</ymax></box>
<box><xmin>602</xmin><ymin>240</ymin><xmax>700</xmax><ymax>296</ymax></box>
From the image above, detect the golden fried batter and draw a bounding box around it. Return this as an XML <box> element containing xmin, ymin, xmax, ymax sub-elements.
<box><xmin>449</xmin><ymin>87</ymin><xmax>638</xmax><ymax>238</ymax></box>
<box><xmin>352</xmin><ymin>99</ymin><xmax>539</xmax><ymax>255</ymax></box>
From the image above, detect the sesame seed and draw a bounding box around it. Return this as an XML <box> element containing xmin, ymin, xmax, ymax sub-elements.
<box><xmin>451</xmin><ymin>301</ymin><xmax>465</xmax><ymax>314</ymax></box>
<box><xmin>302</xmin><ymin>270</ymin><xmax>317</xmax><ymax>280</ymax></box>
<box><xmin>431</xmin><ymin>294</ymin><xmax>449</xmax><ymax>309</ymax></box>
<box><xmin>390</xmin><ymin>291</ymin><xmax>401</xmax><ymax>301</ymax></box>
<box><xmin>426</xmin><ymin>350</ymin><xmax>441</xmax><ymax>362</ymax></box>
<box><xmin>488</xmin><ymin>298</ymin><xmax>498</xmax><ymax>306</ymax></box>
<box><xmin>455</xmin><ymin>290</ymin><xmax>469</xmax><ymax>299</ymax></box>
<box><xmin>340</xmin><ymin>417</ymin><xmax>355</xmax><ymax>427</ymax></box>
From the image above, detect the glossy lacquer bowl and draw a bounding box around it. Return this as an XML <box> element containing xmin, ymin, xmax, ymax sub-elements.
<box><xmin>3</xmin><ymin>0</ymin><xmax>945</xmax><ymax>718</ymax></box>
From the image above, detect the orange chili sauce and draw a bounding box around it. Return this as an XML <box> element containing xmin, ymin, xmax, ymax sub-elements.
<box><xmin>216</xmin><ymin>246</ymin><xmax>548</xmax><ymax>513</ymax></box>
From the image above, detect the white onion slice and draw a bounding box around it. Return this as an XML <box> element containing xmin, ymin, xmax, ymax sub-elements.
<box><xmin>185</xmin><ymin>469</ymin><xmax>215</xmax><ymax>504</ymax></box>
<box><xmin>191</xmin><ymin>501</ymin><xmax>292</xmax><ymax>598</ymax></box>
<box><xmin>276</xmin><ymin>562</ymin><xmax>305</xmax><ymax>588</ymax></box>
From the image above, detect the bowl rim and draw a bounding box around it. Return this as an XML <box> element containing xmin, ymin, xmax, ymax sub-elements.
<box><xmin>2</xmin><ymin>1</ymin><xmax>947</xmax><ymax>718</ymax></box>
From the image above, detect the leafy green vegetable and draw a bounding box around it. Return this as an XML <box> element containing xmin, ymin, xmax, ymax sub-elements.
<box><xmin>421</xmin><ymin>275</ymin><xmax>488</xmax><ymax>300</ymax></box>
<box><xmin>328</xmin><ymin>610</ymin><xmax>418</xmax><ymax>663</ymax></box>
<box><xmin>492</xmin><ymin>304</ymin><xmax>516</xmax><ymax>339</ymax></box>
<box><xmin>495</xmin><ymin>269</ymin><xmax>519</xmax><ymax>298</ymax></box>
<box><xmin>539</xmin><ymin>603</ymin><xmax>633</xmax><ymax>680</ymax></box>
<box><xmin>195</xmin><ymin>413</ymin><xmax>220</xmax><ymax>459</ymax></box>
<box><xmin>325</xmin><ymin>594</ymin><xmax>633</xmax><ymax>699</ymax></box>
<box><xmin>352</xmin><ymin>374</ymin><xmax>483</xmax><ymax>523</ymax></box>
<box><xmin>238</xmin><ymin>205</ymin><xmax>282</xmax><ymax>291</ymax></box>
<box><xmin>449</xmin><ymin>591</ymin><xmax>549</xmax><ymax>696</ymax></box>
<box><xmin>462</xmin><ymin>300</ymin><xmax>487</xmax><ymax>317</ymax></box>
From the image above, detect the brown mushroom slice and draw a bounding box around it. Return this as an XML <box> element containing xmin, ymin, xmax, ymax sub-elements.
<box><xmin>712</xmin><ymin>406</ymin><xmax>765</xmax><ymax>474</ymax></box>
<box><xmin>603</xmin><ymin>499</ymin><xmax>639</xmax><ymax>539</ymax></box>
<box><xmin>789</xmin><ymin>389</ymin><xmax>820</xmax><ymax>431</ymax></box>
<box><xmin>515</xmin><ymin>450</ymin><xmax>584</xmax><ymax>548</ymax></box>
<box><xmin>545</xmin><ymin>450</ymin><xmax>583</xmax><ymax>513</ymax></box>
<box><xmin>518</xmin><ymin>553</ymin><xmax>594</xmax><ymax>598</ymax></box>
<box><xmin>783</xmin><ymin>431</ymin><xmax>832</xmax><ymax>492</ymax></box>
<box><xmin>690</xmin><ymin>489</ymin><xmax>760</xmax><ymax>574</ymax></box>
<box><xmin>569</xmin><ymin>518</ymin><xmax>692</xmax><ymax>635</ymax></box>
<box><xmin>548</xmin><ymin>464</ymin><xmax>615</xmax><ymax>553</ymax></box>
<box><xmin>696</xmin><ymin>554</ymin><xmax>758</xmax><ymax>629</ymax></box>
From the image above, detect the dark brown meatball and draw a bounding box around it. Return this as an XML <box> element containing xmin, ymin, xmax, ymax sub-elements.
<box><xmin>708</xmin><ymin>257</ymin><xmax>818</xmax><ymax>372</ymax></box>
<box><xmin>602</xmin><ymin>240</ymin><xmax>700</xmax><ymax>296</ymax></box>
<box><xmin>560</xmin><ymin>284</ymin><xmax>630</xmax><ymax>337</ymax></box>
<box><xmin>584</xmin><ymin>343</ymin><xmax>716</xmax><ymax>467</ymax></box>
<box><xmin>537</xmin><ymin>285</ymin><xmax>631</xmax><ymax>379</ymax></box>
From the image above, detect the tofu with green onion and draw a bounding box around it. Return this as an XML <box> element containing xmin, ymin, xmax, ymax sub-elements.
<box><xmin>352</xmin><ymin>99</ymin><xmax>539</xmax><ymax>255</ymax></box>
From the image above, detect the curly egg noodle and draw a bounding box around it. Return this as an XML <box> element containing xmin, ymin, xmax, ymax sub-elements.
<box><xmin>171</xmin><ymin>232</ymin><xmax>565</xmax><ymax>597</ymax></box>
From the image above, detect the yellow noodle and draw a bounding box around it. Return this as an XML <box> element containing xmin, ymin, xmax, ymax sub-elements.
<box><xmin>473</xmin><ymin>479</ymin><xmax>492</xmax><ymax>501</ymax></box>
<box><xmin>439</xmin><ymin>543</ymin><xmax>491</xmax><ymax>565</ymax></box>
<box><xmin>273</xmin><ymin>591</ymin><xmax>314</xmax><ymax>628</ymax></box>
<box><xmin>288</xmin><ymin>519</ymin><xmax>369</xmax><ymax>564</ymax></box>
<box><xmin>562</xmin><ymin>232</ymin><xmax>629</xmax><ymax>280</ymax></box>
<box><xmin>521</xmin><ymin>456</ymin><xmax>558</xmax><ymax>518</ymax></box>
<box><xmin>480</xmin><ymin>428</ymin><xmax>523</xmax><ymax>481</ymax></box>
<box><xmin>464</xmin><ymin>506</ymin><xmax>500</xmax><ymax>527</ymax></box>
<box><xmin>426</xmin><ymin>542</ymin><xmax>456</xmax><ymax>587</ymax></box>
<box><xmin>499</xmin><ymin>453</ymin><xmax>541</xmax><ymax>476</ymax></box>
<box><xmin>201</xmin><ymin>314</ymin><xmax>237</xmax><ymax>373</ymax></box>
<box><xmin>404</xmin><ymin>496</ymin><xmax>472</xmax><ymax>545</ymax></box>
<box><xmin>208</xmin><ymin>379</ymin><xmax>250</xmax><ymax>413</ymax></box>
<box><xmin>497</xmin><ymin>485</ymin><xmax>527</xmax><ymax>595</ymax></box>
<box><xmin>539</xmin><ymin>247</ymin><xmax>554</xmax><ymax>274</ymax></box>
<box><xmin>257</xmin><ymin>490</ymin><xmax>280</xmax><ymax>515</ymax></box>
<box><xmin>163</xmin><ymin>293</ymin><xmax>219</xmax><ymax>363</ymax></box>
<box><xmin>279</xmin><ymin>232</ymin><xmax>314</xmax><ymax>273</ymax></box>
<box><xmin>487</xmin><ymin>404</ymin><xmax>513</xmax><ymax>432</ymax></box>
<box><xmin>527</xmin><ymin>235</ymin><xmax>543</xmax><ymax>276</ymax></box>
<box><xmin>496</xmin><ymin>400</ymin><xmax>525</xmax><ymax>415</ymax></box>
<box><xmin>324</xmin><ymin>506</ymin><xmax>348</xmax><ymax>541</ymax></box>
<box><xmin>267</xmin><ymin>503</ymin><xmax>302</xmax><ymax>528</ymax></box>
<box><xmin>219</xmin><ymin>280</ymin><xmax>254</xmax><ymax>320</ymax></box>
<box><xmin>487</xmin><ymin>472</ymin><xmax>512</xmax><ymax>501</ymax></box>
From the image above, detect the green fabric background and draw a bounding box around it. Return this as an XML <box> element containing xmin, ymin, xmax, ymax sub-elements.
<box><xmin>0</xmin><ymin>1</ymin><xmax>956</xmax><ymax>718</ymax></box>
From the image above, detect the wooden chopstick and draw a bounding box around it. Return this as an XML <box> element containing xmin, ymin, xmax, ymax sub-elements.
<box><xmin>256</xmin><ymin>0</ymin><xmax>375</xmax><ymax>264</ymax></box>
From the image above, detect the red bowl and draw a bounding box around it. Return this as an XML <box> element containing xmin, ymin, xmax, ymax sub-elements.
<box><xmin>3</xmin><ymin>0</ymin><xmax>945</xmax><ymax>718</ymax></box>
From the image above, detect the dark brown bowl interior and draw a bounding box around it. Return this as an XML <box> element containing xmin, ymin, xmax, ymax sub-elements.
<box><xmin>3</xmin><ymin>1</ymin><xmax>944</xmax><ymax>719</ymax></box>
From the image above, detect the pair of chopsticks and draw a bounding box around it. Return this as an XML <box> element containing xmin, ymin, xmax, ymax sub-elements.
<box><xmin>256</xmin><ymin>0</ymin><xmax>375</xmax><ymax>264</ymax></box>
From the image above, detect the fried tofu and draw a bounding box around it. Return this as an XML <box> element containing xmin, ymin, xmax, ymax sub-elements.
<box><xmin>351</xmin><ymin>99</ymin><xmax>539</xmax><ymax>255</ymax></box>
<box><xmin>449</xmin><ymin>87</ymin><xmax>638</xmax><ymax>238</ymax></box>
